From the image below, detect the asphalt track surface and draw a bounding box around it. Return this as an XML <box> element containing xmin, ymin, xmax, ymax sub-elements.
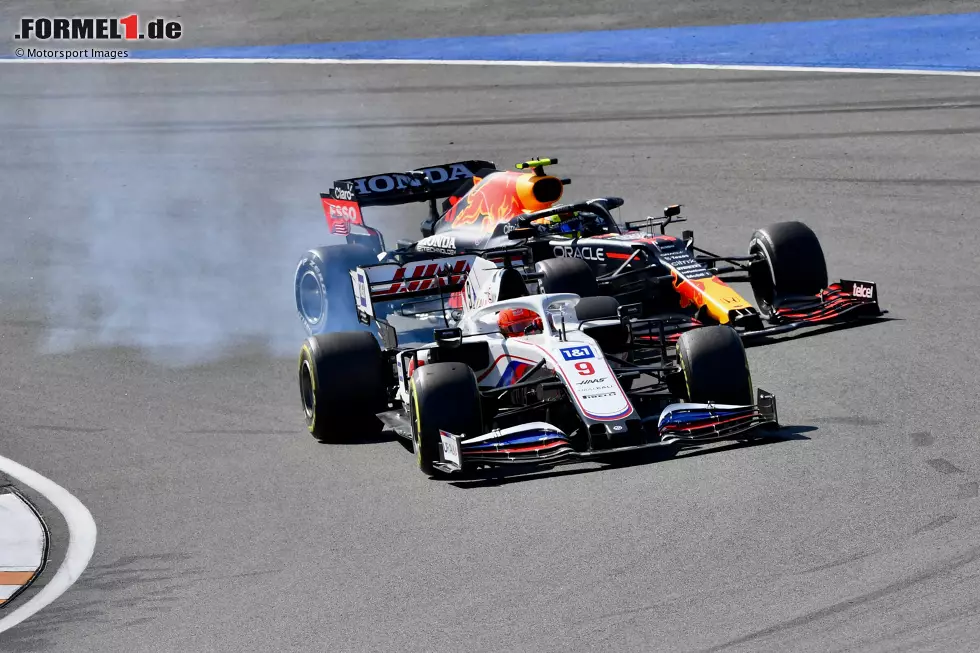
<box><xmin>4</xmin><ymin>8</ymin><xmax>980</xmax><ymax>653</ymax></box>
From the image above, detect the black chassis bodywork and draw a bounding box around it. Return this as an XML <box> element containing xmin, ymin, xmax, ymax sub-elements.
<box><xmin>321</xmin><ymin>159</ymin><xmax>883</xmax><ymax>345</ymax></box>
<box><xmin>410</xmin><ymin>198</ymin><xmax>883</xmax><ymax>343</ymax></box>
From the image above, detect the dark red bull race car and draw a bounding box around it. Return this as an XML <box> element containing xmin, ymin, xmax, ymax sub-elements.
<box><xmin>295</xmin><ymin>157</ymin><xmax>884</xmax><ymax>341</ymax></box>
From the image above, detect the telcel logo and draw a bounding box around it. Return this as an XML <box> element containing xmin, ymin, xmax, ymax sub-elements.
<box><xmin>852</xmin><ymin>283</ymin><xmax>874</xmax><ymax>299</ymax></box>
<box><xmin>15</xmin><ymin>16</ymin><xmax>182</xmax><ymax>41</ymax></box>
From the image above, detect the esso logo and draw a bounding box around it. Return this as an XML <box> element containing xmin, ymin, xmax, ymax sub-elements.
<box><xmin>329</xmin><ymin>204</ymin><xmax>358</xmax><ymax>220</ymax></box>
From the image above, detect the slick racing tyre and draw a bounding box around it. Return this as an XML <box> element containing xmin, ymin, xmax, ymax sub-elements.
<box><xmin>574</xmin><ymin>296</ymin><xmax>630</xmax><ymax>354</ymax></box>
<box><xmin>748</xmin><ymin>221</ymin><xmax>828</xmax><ymax>313</ymax></box>
<box><xmin>535</xmin><ymin>258</ymin><xmax>599</xmax><ymax>298</ymax></box>
<box><xmin>299</xmin><ymin>331</ymin><xmax>387</xmax><ymax>442</ymax></box>
<box><xmin>676</xmin><ymin>326</ymin><xmax>753</xmax><ymax>406</ymax></box>
<box><xmin>295</xmin><ymin>244</ymin><xmax>380</xmax><ymax>335</ymax></box>
<box><xmin>409</xmin><ymin>362</ymin><xmax>483</xmax><ymax>477</ymax></box>
<box><xmin>573</xmin><ymin>295</ymin><xmax>620</xmax><ymax>321</ymax></box>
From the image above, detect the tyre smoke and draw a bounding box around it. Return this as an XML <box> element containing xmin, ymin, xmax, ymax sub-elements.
<box><xmin>9</xmin><ymin>71</ymin><xmax>415</xmax><ymax>366</ymax></box>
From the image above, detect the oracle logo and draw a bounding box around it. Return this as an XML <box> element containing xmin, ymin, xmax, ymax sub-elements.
<box><xmin>553</xmin><ymin>245</ymin><xmax>605</xmax><ymax>261</ymax></box>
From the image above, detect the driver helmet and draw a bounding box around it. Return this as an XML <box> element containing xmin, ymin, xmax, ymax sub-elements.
<box><xmin>530</xmin><ymin>212</ymin><xmax>584</xmax><ymax>238</ymax></box>
<box><xmin>497</xmin><ymin>307</ymin><xmax>544</xmax><ymax>337</ymax></box>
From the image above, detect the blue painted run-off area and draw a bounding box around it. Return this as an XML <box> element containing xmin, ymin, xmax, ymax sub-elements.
<box><xmin>132</xmin><ymin>13</ymin><xmax>980</xmax><ymax>71</ymax></box>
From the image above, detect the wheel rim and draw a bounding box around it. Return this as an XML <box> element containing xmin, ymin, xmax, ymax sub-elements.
<box><xmin>748</xmin><ymin>242</ymin><xmax>776</xmax><ymax>312</ymax></box>
<box><xmin>410</xmin><ymin>384</ymin><xmax>424</xmax><ymax>467</ymax></box>
<box><xmin>677</xmin><ymin>349</ymin><xmax>693</xmax><ymax>402</ymax></box>
<box><xmin>300</xmin><ymin>359</ymin><xmax>315</xmax><ymax>419</ymax></box>
<box><xmin>298</xmin><ymin>270</ymin><xmax>325</xmax><ymax>326</ymax></box>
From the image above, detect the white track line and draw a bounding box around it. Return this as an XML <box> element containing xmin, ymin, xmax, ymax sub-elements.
<box><xmin>0</xmin><ymin>57</ymin><xmax>978</xmax><ymax>76</ymax></box>
<box><xmin>0</xmin><ymin>455</ymin><xmax>96</xmax><ymax>635</ymax></box>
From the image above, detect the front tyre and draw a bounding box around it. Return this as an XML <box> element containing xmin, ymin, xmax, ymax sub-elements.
<box><xmin>676</xmin><ymin>326</ymin><xmax>753</xmax><ymax>405</ymax></box>
<box><xmin>295</xmin><ymin>244</ymin><xmax>380</xmax><ymax>335</ymax></box>
<box><xmin>748</xmin><ymin>221</ymin><xmax>828</xmax><ymax>313</ymax></box>
<box><xmin>409</xmin><ymin>362</ymin><xmax>483</xmax><ymax>477</ymax></box>
<box><xmin>299</xmin><ymin>331</ymin><xmax>387</xmax><ymax>442</ymax></box>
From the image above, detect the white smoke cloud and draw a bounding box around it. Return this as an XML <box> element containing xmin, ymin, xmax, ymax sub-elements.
<box><xmin>22</xmin><ymin>71</ymin><xmax>388</xmax><ymax>366</ymax></box>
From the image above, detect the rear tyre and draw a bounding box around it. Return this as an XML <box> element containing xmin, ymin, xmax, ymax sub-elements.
<box><xmin>535</xmin><ymin>258</ymin><xmax>599</xmax><ymax>298</ymax></box>
<box><xmin>676</xmin><ymin>326</ymin><xmax>753</xmax><ymax>405</ymax></box>
<box><xmin>748</xmin><ymin>221</ymin><xmax>828</xmax><ymax>313</ymax></box>
<box><xmin>409</xmin><ymin>362</ymin><xmax>483</xmax><ymax>477</ymax></box>
<box><xmin>295</xmin><ymin>244</ymin><xmax>380</xmax><ymax>335</ymax></box>
<box><xmin>299</xmin><ymin>331</ymin><xmax>387</xmax><ymax>442</ymax></box>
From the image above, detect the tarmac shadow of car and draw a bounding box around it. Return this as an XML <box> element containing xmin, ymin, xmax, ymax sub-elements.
<box><xmin>742</xmin><ymin>316</ymin><xmax>895</xmax><ymax>349</ymax></box>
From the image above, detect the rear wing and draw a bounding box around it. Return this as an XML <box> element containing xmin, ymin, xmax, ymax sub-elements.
<box><xmin>350</xmin><ymin>255</ymin><xmax>477</xmax><ymax>323</ymax></box>
<box><xmin>330</xmin><ymin>160</ymin><xmax>496</xmax><ymax>208</ymax></box>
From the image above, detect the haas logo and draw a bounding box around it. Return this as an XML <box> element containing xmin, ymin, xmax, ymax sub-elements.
<box><xmin>375</xmin><ymin>259</ymin><xmax>471</xmax><ymax>296</ymax></box>
<box><xmin>852</xmin><ymin>283</ymin><xmax>874</xmax><ymax>299</ymax></box>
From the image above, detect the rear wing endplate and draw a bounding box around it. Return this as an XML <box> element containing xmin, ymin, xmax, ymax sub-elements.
<box><xmin>321</xmin><ymin>185</ymin><xmax>365</xmax><ymax>235</ymax></box>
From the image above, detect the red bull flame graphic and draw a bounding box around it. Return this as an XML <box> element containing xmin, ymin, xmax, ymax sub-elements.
<box><xmin>445</xmin><ymin>171</ymin><xmax>535</xmax><ymax>232</ymax></box>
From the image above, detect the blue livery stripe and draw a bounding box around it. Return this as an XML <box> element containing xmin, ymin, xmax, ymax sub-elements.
<box><xmin>465</xmin><ymin>432</ymin><xmax>567</xmax><ymax>449</ymax></box>
<box><xmin>496</xmin><ymin>360</ymin><xmax>532</xmax><ymax>387</ymax></box>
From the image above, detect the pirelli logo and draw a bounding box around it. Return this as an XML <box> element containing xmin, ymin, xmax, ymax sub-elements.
<box><xmin>14</xmin><ymin>16</ymin><xmax>183</xmax><ymax>41</ymax></box>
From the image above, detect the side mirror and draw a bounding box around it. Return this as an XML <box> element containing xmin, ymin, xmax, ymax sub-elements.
<box><xmin>434</xmin><ymin>327</ymin><xmax>463</xmax><ymax>348</ymax></box>
<box><xmin>663</xmin><ymin>204</ymin><xmax>682</xmax><ymax>218</ymax></box>
<box><xmin>682</xmin><ymin>230</ymin><xmax>694</xmax><ymax>251</ymax></box>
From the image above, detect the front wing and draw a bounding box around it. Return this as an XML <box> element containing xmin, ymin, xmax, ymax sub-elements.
<box><xmin>744</xmin><ymin>279</ymin><xmax>884</xmax><ymax>340</ymax></box>
<box><xmin>433</xmin><ymin>389</ymin><xmax>778</xmax><ymax>474</ymax></box>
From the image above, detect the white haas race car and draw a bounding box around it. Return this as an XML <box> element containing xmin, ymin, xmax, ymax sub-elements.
<box><xmin>297</xmin><ymin>250</ymin><xmax>779</xmax><ymax>477</ymax></box>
